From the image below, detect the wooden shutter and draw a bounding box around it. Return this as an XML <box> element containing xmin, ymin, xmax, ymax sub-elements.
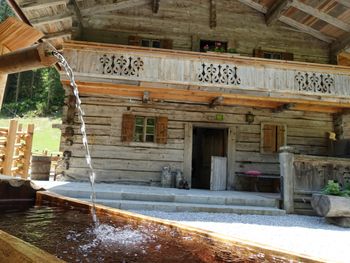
<box><xmin>128</xmin><ymin>36</ymin><xmax>141</xmax><ymax>46</ymax></box>
<box><xmin>122</xmin><ymin>114</ymin><xmax>135</xmax><ymax>142</ymax></box>
<box><xmin>156</xmin><ymin>116</ymin><xmax>168</xmax><ymax>144</ymax></box>
<box><xmin>161</xmin><ymin>39</ymin><xmax>173</xmax><ymax>49</ymax></box>
<box><xmin>253</xmin><ymin>48</ymin><xmax>264</xmax><ymax>58</ymax></box>
<box><xmin>262</xmin><ymin>124</ymin><xmax>277</xmax><ymax>153</ymax></box>
<box><xmin>277</xmin><ymin>125</ymin><xmax>286</xmax><ymax>151</ymax></box>
<box><xmin>281</xmin><ymin>52</ymin><xmax>294</xmax><ymax>61</ymax></box>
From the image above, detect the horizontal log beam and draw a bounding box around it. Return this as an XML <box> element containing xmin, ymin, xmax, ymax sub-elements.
<box><xmin>43</xmin><ymin>30</ymin><xmax>71</xmax><ymax>40</ymax></box>
<box><xmin>31</xmin><ymin>12</ymin><xmax>72</xmax><ymax>26</ymax></box>
<box><xmin>0</xmin><ymin>43</ymin><xmax>58</xmax><ymax>74</ymax></box>
<box><xmin>61</xmin><ymin>80</ymin><xmax>349</xmax><ymax>113</ymax></box>
<box><xmin>80</xmin><ymin>0</ymin><xmax>150</xmax><ymax>16</ymax></box>
<box><xmin>20</xmin><ymin>0</ymin><xmax>69</xmax><ymax>11</ymax></box>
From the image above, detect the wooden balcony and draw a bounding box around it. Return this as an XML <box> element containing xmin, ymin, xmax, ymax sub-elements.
<box><xmin>62</xmin><ymin>41</ymin><xmax>350</xmax><ymax>113</ymax></box>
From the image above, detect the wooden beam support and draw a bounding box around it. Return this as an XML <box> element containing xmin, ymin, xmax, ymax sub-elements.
<box><xmin>266</xmin><ymin>0</ymin><xmax>292</xmax><ymax>25</ymax></box>
<box><xmin>20</xmin><ymin>0</ymin><xmax>69</xmax><ymax>11</ymax></box>
<box><xmin>331</xmin><ymin>33</ymin><xmax>350</xmax><ymax>57</ymax></box>
<box><xmin>80</xmin><ymin>0</ymin><xmax>150</xmax><ymax>16</ymax></box>
<box><xmin>237</xmin><ymin>0</ymin><xmax>267</xmax><ymax>14</ymax></box>
<box><xmin>142</xmin><ymin>91</ymin><xmax>150</xmax><ymax>103</ymax></box>
<box><xmin>0</xmin><ymin>43</ymin><xmax>58</xmax><ymax>74</ymax></box>
<box><xmin>210</xmin><ymin>96</ymin><xmax>223</xmax><ymax>108</ymax></box>
<box><xmin>279</xmin><ymin>16</ymin><xmax>335</xmax><ymax>43</ymax></box>
<box><xmin>209</xmin><ymin>0</ymin><xmax>216</xmax><ymax>29</ymax></box>
<box><xmin>69</xmin><ymin>0</ymin><xmax>84</xmax><ymax>38</ymax></box>
<box><xmin>272</xmin><ymin>103</ymin><xmax>295</xmax><ymax>113</ymax></box>
<box><xmin>31</xmin><ymin>12</ymin><xmax>72</xmax><ymax>26</ymax></box>
<box><xmin>290</xmin><ymin>0</ymin><xmax>350</xmax><ymax>32</ymax></box>
<box><xmin>43</xmin><ymin>30</ymin><xmax>72</xmax><ymax>41</ymax></box>
<box><xmin>334</xmin><ymin>0</ymin><xmax>350</xmax><ymax>9</ymax></box>
<box><xmin>152</xmin><ymin>0</ymin><xmax>160</xmax><ymax>14</ymax></box>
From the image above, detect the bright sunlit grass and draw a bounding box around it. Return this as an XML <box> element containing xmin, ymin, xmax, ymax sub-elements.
<box><xmin>0</xmin><ymin>117</ymin><xmax>62</xmax><ymax>155</ymax></box>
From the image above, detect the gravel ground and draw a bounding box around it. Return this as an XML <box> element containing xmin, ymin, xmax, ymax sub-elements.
<box><xmin>132</xmin><ymin>211</ymin><xmax>350</xmax><ymax>263</ymax></box>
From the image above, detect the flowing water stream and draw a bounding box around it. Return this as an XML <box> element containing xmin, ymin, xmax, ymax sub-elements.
<box><xmin>52</xmin><ymin>51</ymin><xmax>99</xmax><ymax>224</ymax></box>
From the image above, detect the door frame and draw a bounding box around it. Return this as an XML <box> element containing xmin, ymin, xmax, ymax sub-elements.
<box><xmin>184</xmin><ymin>123</ymin><xmax>237</xmax><ymax>190</ymax></box>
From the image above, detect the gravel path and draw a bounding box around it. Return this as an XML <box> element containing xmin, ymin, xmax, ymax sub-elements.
<box><xmin>132</xmin><ymin>211</ymin><xmax>350</xmax><ymax>263</ymax></box>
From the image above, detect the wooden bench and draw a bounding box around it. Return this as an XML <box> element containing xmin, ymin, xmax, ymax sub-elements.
<box><xmin>236</xmin><ymin>172</ymin><xmax>281</xmax><ymax>193</ymax></box>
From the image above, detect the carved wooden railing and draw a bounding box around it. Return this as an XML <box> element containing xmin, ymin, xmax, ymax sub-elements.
<box><xmin>63</xmin><ymin>41</ymin><xmax>350</xmax><ymax>101</ymax></box>
<box><xmin>279</xmin><ymin>148</ymin><xmax>350</xmax><ymax>214</ymax></box>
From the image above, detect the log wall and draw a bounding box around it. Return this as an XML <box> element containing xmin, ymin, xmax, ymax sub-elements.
<box><xmin>81</xmin><ymin>0</ymin><xmax>330</xmax><ymax>64</ymax></box>
<box><xmin>59</xmin><ymin>85</ymin><xmax>334</xmax><ymax>186</ymax></box>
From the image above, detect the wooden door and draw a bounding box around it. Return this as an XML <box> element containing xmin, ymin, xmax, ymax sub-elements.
<box><xmin>210</xmin><ymin>156</ymin><xmax>227</xmax><ymax>190</ymax></box>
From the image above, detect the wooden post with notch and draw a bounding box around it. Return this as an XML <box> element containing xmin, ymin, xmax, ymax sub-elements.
<box><xmin>3</xmin><ymin>120</ymin><xmax>18</xmax><ymax>176</ymax></box>
<box><xmin>22</xmin><ymin>124</ymin><xmax>34</xmax><ymax>179</ymax></box>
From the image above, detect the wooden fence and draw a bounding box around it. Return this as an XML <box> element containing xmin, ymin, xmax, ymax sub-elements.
<box><xmin>0</xmin><ymin>119</ymin><xmax>34</xmax><ymax>178</ymax></box>
<box><xmin>279</xmin><ymin>147</ymin><xmax>350</xmax><ymax>215</ymax></box>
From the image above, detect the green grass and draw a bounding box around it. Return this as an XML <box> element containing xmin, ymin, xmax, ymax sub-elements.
<box><xmin>0</xmin><ymin>117</ymin><xmax>62</xmax><ymax>155</ymax></box>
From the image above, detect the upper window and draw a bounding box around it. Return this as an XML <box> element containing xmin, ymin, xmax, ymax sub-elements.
<box><xmin>261</xmin><ymin>123</ymin><xmax>287</xmax><ymax>153</ymax></box>
<box><xmin>141</xmin><ymin>39</ymin><xmax>161</xmax><ymax>48</ymax></box>
<box><xmin>254</xmin><ymin>49</ymin><xmax>294</xmax><ymax>61</ymax></box>
<box><xmin>200</xmin><ymin>40</ymin><xmax>227</xmax><ymax>52</ymax></box>
<box><xmin>128</xmin><ymin>36</ymin><xmax>173</xmax><ymax>49</ymax></box>
<box><xmin>121</xmin><ymin>114</ymin><xmax>168</xmax><ymax>144</ymax></box>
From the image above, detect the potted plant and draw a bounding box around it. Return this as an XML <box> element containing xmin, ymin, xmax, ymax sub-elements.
<box><xmin>311</xmin><ymin>180</ymin><xmax>350</xmax><ymax>228</ymax></box>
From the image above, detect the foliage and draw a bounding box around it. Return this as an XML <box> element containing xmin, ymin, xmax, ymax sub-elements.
<box><xmin>1</xmin><ymin>67</ymin><xmax>64</xmax><ymax>117</ymax></box>
<box><xmin>322</xmin><ymin>180</ymin><xmax>350</xmax><ymax>197</ymax></box>
<box><xmin>0</xmin><ymin>0</ymin><xmax>14</xmax><ymax>22</ymax></box>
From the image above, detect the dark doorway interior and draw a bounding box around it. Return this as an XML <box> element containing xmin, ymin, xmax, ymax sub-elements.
<box><xmin>192</xmin><ymin>127</ymin><xmax>227</xmax><ymax>189</ymax></box>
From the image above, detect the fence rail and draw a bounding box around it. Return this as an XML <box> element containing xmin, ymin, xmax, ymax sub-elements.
<box><xmin>0</xmin><ymin>119</ymin><xmax>34</xmax><ymax>178</ymax></box>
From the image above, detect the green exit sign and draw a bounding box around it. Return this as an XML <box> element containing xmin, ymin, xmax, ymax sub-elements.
<box><xmin>215</xmin><ymin>114</ymin><xmax>224</xmax><ymax>121</ymax></box>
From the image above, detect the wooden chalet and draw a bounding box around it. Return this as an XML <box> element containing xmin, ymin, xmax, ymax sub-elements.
<box><xmin>7</xmin><ymin>0</ymin><xmax>350</xmax><ymax>197</ymax></box>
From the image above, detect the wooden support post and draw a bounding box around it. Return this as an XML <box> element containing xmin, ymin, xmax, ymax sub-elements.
<box><xmin>210</xmin><ymin>96</ymin><xmax>223</xmax><ymax>108</ymax></box>
<box><xmin>279</xmin><ymin>146</ymin><xmax>295</xmax><ymax>213</ymax></box>
<box><xmin>183</xmin><ymin>123</ymin><xmax>193</xmax><ymax>187</ymax></box>
<box><xmin>209</xmin><ymin>0</ymin><xmax>216</xmax><ymax>28</ymax></box>
<box><xmin>22</xmin><ymin>124</ymin><xmax>34</xmax><ymax>179</ymax></box>
<box><xmin>3</xmin><ymin>120</ymin><xmax>18</xmax><ymax>176</ymax></box>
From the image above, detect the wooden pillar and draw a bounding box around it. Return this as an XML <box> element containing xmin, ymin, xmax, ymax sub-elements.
<box><xmin>279</xmin><ymin>146</ymin><xmax>295</xmax><ymax>214</ymax></box>
<box><xmin>3</xmin><ymin>120</ymin><xmax>18</xmax><ymax>176</ymax></box>
<box><xmin>334</xmin><ymin>111</ymin><xmax>350</xmax><ymax>140</ymax></box>
<box><xmin>183</xmin><ymin>123</ymin><xmax>193</xmax><ymax>187</ymax></box>
<box><xmin>0</xmin><ymin>45</ymin><xmax>10</xmax><ymax>108</ymax></box>
<box><xmin>226</xmin><ymin>126</ymin><xmax>236</xmax><ymax>190</ymax></box>
<box><xmin>22</xmin><ymin>124</ymin><xmax>34</xmax><ymax>179</ymax></box>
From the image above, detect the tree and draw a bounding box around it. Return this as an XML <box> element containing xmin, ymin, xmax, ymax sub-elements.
<box><xmin>0</xmin><ymin>0</ymin><xmax>14</xmax><ymax>22</ymax></box>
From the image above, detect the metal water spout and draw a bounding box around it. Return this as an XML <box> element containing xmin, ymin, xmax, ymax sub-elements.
<box><xmin>0</xmin><ymin>42</ymin><xmax>58</xmax><ymax>74</ymax></box>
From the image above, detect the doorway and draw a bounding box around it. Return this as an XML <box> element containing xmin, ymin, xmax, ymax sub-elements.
<box><xmin>191</xmin><ymin>127</ymin><xmax>228</xmax><ymax>189</ymax></box>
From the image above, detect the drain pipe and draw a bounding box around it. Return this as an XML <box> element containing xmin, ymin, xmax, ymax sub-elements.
<box><xmin>0</xmin><ymin>43</ymin><xmax>58</xmax><ymax>74</ymax></box>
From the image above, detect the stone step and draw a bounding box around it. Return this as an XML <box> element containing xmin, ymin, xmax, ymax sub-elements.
<box><xmin>80</xmin><ymin>198</ymin><xmax>286</xmax><ymax>215</ymax></box>
<box><xmin>54</xmin><ymin>189</ymin><xmax>278</xmax><ymax>208</ymax></box>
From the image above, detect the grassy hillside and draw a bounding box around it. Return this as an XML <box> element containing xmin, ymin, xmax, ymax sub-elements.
<box><xmin>0</xmin><ymin>117</ymin><xmax>62</xmax><ymax>155</ymax></box>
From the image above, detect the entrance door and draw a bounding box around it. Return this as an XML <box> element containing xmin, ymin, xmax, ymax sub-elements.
<box><xmin>192</xmin><ymin>128</ymin><xmax>227</xmax><ymax>189</ymax></box>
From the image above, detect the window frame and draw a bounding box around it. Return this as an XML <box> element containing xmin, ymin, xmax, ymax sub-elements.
<box><xmin>260</xmin><ymin>123</ymin><xmax>287</xmax><ymax>154</ymax></box>
<box><xmin>133</xmin><ymin>116</ymin><xmax>156</xmax><ymax>143</ymax></box>
<box><xmin>141</xmin><ymin>38</ymin><xmax>161</xmax><ymax>48</ymax></box>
